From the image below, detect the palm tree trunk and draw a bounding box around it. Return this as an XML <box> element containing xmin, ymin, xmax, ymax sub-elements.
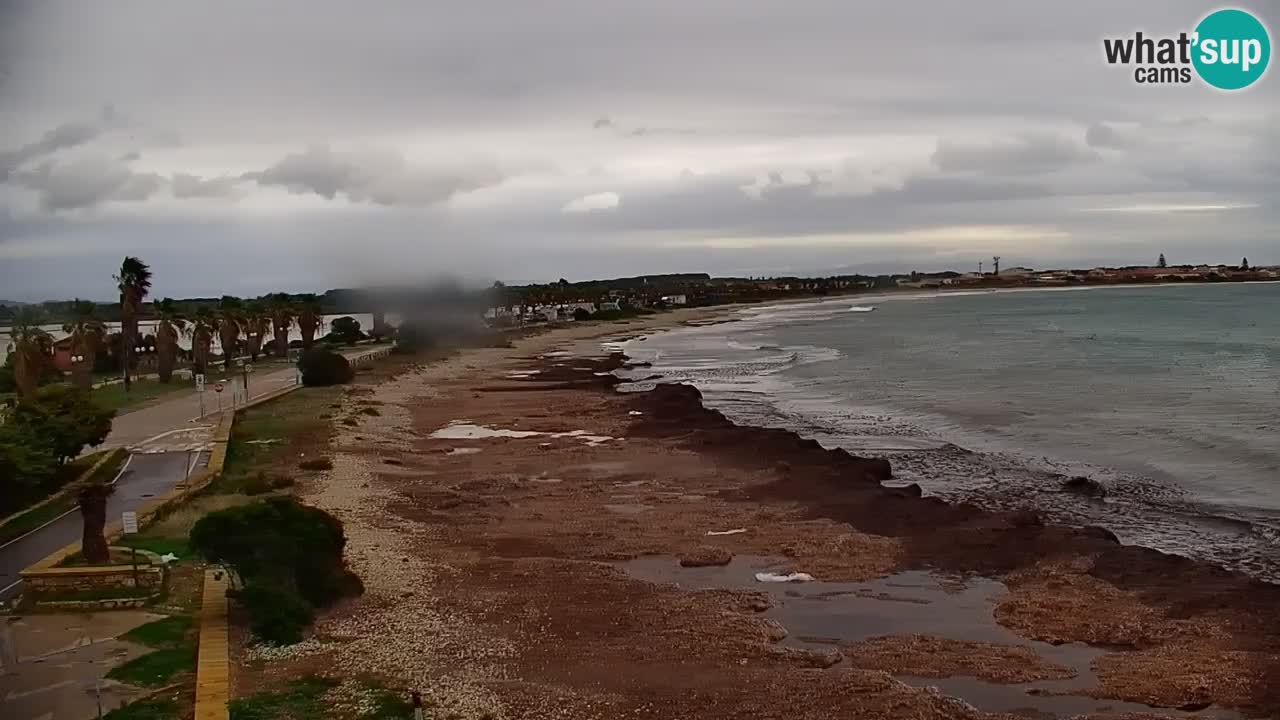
<box><xmin>121</xmin><ymin>296</ymin><xmax>135</xmax><ymax>391</ymax></box>
<box><xmin>13</xmin><ymin>349</ymin><xmax>37</xmax><ymax>397</ymax></box>
<box><xmin>157</xmin><ymin>325</ymin><xmax>174</xmax><ymax>383</ymax></box>
<box><xmin>300</xmin><ymin>311</ymin><xmax>317</xmax><ymax>349</ymax></box>
<box><xmin>78</xmin><ymin>484</ymin><xmax>112</xmax><ymax>564</ymax></box>
<box><xmin>221</xmin><ymin>328</ymin><xmax>236</xmax><ymax>370</ymax></box>
<box><xmin>274</xmin><ymin>319</ymin><xmax>288</xmax><ymax>357</ymax></box>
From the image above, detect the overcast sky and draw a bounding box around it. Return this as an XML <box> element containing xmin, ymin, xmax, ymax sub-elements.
<box><xmin>1</xmin><ymin>1</ymin><xmax>1276</xmax><ymax>301</ymax></box>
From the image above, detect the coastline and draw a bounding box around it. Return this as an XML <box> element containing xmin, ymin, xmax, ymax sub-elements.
<box><xmin>237</xmin><ymin>312</ymin><xmax>1280</xmax><ymax>719</ymax></box>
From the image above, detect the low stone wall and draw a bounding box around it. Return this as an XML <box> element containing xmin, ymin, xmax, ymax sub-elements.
<box><xmin>23</xmin><ymin>563</ymin><xmax>163</xmax><ymax>594</ymax></box>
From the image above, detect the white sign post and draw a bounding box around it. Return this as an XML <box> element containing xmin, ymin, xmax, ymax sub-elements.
<box><xmin>122</xmin><ymin>511</ymin><xmax>140</xmax><ymax>586</ymax></box>
<box><xmin>196</xmin><ymin>373</ymin><xmax>207</xmax><ymax>418</ymax></box>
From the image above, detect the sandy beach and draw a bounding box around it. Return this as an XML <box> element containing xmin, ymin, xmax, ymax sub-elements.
<box><xmin>233</xmin><ymin>309</ymin><xmax>1280</xmax><ymax>720</ymax></box>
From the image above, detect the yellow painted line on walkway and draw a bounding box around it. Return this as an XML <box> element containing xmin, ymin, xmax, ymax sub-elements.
<box><xmin>194</xmin><ymin>569</ymin><xmax>230</xmax><ymax>720</ymax></box>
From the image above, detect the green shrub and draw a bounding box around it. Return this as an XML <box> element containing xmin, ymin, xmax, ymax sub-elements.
<box><xmin>296</xmin><ymin>349</ymin><xmax>353</xmax><ymax>387</ymax></box>
<box><xmin>8</xmin><ymin>384</ymin><xmax>114</xmax><ymax>464</ymax></box>
<box><xmin>241</xmin><ymin>472</ymin><xmax>272</xmax><ymax>495</ymax></box>
<box><xmin>232</xmin><ymin>582</ymin><xmax>314</xmax><ymax>646</ymax></box>
<box><xmin>572</xmin><ymin>307</ymin><xmax>592</xmax><ymax>321</ymax></box>
<box><xmin>326</xmin><ymin>316</ymin><xmax>365</xmax><ymax>345</ymax></box>
<box><xmin>189</xmin><ymin>497</ymin><xmax>360</xmax><ymax>644</ymax></box>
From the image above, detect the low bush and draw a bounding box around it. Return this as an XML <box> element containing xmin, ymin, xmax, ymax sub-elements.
<box><xmin>232</xmin><ymin>582</ymin><xmax>314</xmax><ymax>646</ymax></box>
<box><xmin>296</xmin><ymin>349</ymin><xmax>353</xmax><ymax>387</ymax></box>
<box><xmin>297</xmin><ymin>457</ymin><xmax>333</xmax><ymax>471</ymax></box>
<box><xmin>573</xmin><ymin>307</ymin><xmax>592</xmax><ymax>321</ymax></box>
<box><xmin>189</xmin><ymin>497</ymin><xmax>360</xmax><ymax>644</ymax></box>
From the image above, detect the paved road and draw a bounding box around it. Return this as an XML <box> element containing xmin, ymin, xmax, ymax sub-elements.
<box><xmin>102</xmin><ymin>346</ymin><xmax>389</xmax><ymax>450</ymax></box>
<box><xmin>0</xmin><ymin>452</ymin><xmax>205</xmax><ymax>602</ymax></box>
<box><xmin>0</xmin><ymin>346</ymin><xmax>389</xmax><ymax>603</ymax></box>
<box><xmin>102</xmin><ymin>365</ymin><xmax>299</xmax><ymax>449</ymax></box>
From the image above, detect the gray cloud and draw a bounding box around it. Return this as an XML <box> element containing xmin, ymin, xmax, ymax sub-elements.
<box><xmin>171</xmin><ymin>173</ymin><xmax>242</xmax><ymax>199</ymax></box>
<box><xmin>243</xmin><ymin>144</ymin><xmax>500</xmax><ymax>206</ymax></box>
<box><xmin>11</xmin><ymin>156</ymin><xmax>165</xmax><ymax>211</ymax></box>
<box><xmin>0</xmin><ymin>121</ymin><xmax>100</xmax><ymax>181</ymax></box>
<box><xmin>933</xmin><ymin>133</ymin><xmax>1098</xmax><ymax>176</ymax></box>
<box><xmin>1085</xmin><ymin>122</ymin><xmax>1130</xmax><ymax>149</ymax></box>
<box><xmin>0</xmin><ymin>1</ymin><xmax>1275</xmax><ymax>299</ymax></box>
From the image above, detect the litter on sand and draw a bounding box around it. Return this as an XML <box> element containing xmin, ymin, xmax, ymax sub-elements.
<box><xmin>706</xmin><ymin>528</ymin><xmax>747</xmax><ymax>536</ymax></box>
<box><xmin>755</xmin><ymin>572</ymin><xmax>815</xmax><ymax>583</ymax></box>
<box><xmin>628</xmin><ymin>411</ymin><xmax>644</xmax><ymax>416</ymax></box>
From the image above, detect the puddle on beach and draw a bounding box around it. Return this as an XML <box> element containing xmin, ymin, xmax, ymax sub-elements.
<box><xmin>431</xmin><ymin>422</ymin><xmax>615</xmax><ymax>446</ymax></box>
<box><xmin>620</xmin><ymin>555</ymin><xmax>1241</xmax><ymax>720</ymax></box>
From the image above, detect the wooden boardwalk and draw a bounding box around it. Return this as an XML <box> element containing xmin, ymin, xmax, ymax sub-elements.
<box><xmin>194</xmin><ymin>570</ymin><xmax>230</xmax><ymax>720</ymax></box>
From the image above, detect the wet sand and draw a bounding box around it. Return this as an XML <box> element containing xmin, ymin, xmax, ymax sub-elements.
<box><xmin>235</xmin><ymin>312</ymin><xmax>1280</xmax><ymax>720</ymax></box>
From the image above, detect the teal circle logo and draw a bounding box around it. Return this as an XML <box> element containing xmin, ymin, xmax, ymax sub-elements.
<box><xmin>1192</xmin><ymin>9</ymin><xmax>1271</xmax><ymax>90</ymax></box>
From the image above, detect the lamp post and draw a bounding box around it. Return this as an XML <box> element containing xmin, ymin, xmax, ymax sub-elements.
<box><xmin>71</xmin><ymin>353</ymin><xmax>89</xmax><ymax>390</ymax></box>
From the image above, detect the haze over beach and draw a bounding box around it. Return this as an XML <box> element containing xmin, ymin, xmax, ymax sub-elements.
<box><xmin>3</xmin><ymin>3</ymin><xmax>1280</xmax><ymax>720</ymax></box>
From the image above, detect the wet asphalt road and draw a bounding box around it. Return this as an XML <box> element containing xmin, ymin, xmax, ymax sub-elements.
<box><xmin>0</xmin><ymin>451</ymin><xmax>203</xmax><ymax>602</ymax></box>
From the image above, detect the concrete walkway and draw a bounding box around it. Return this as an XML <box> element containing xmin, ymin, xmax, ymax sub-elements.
<box><xmin>194</xmin><ymin>570</ymin><xmax>229</xmax><ymax>720</ymax></box>
<box><xmin>0</xmin><ymin>611</ymin><xmax>159</xmax><ymax>720</ymax></box>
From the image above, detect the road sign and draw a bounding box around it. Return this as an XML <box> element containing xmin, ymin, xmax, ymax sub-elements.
<box><xmin>214</xmin><ymin>382</ymin><xmax>224</xmax><ymax>393</ymax></box>
<box><xmin>121</xmin><ymin>511</ymin><xmax>139</xmax><ymax>535</ymax></box>
<box><xmin>195</xmin><ymin>374</ymin><xmax>206</xmax><ymax>392</ymax></box>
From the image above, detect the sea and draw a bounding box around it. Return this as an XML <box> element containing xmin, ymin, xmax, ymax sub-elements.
<box><xmin>619</xmin><ymin>283</ymin><xmax>1280</xmax><ymax>582</ymax></box>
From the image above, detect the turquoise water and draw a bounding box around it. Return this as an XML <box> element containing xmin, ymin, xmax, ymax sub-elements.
<box><xmin>623</xmin><ymin>283</ymin><xmax>1280</xmax><ymax>580</ymax></box>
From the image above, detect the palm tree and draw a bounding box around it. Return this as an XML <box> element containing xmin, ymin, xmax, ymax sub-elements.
<box><xmin>296</xmin><ymin>294</ymin><xmax>322</xmax><ymax>349</ymax></box>
<box><xmin>242</xmin><ymin>299</ymin><xmax>270</xmax><ymax>361</ymax></box>
<box><xmin>114</xmin><ymin>256</ymin><xmax>152</xmax><ymax>390</ymax></box>
<box><xmin>265</xmin><ymin>294</ymin><xmax>296</xmax><ymax>358</ymax></box>
<box><xmin>62</xmin><ymin>299</ymin><xmax>106</xmax><ymax>390</ymax></box>
<box><xmin>154</xmin><ymin>298</ymin><xmax>188</xmax><ymax>383</ymax></box>
<box><xmin>78</xmin><ymin>482</ymin><xmax>113</xmax><ymax>564</ymax></box>
<box><xmin>189</xmin><ymin>306</ymin><xmax>217</xmax><ymax>373</ymax></box>
<box><xmin>216</xmin><ymin>296</ymin><xmax>244</xmax><ymax>370</ymax></box>
<box><xmin>8</xmin><ymin>308</ymin><xmax>52</xmax><ymax>397</ymax></box>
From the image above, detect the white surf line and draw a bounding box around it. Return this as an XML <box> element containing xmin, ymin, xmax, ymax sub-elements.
<box><xmin>0</xmin><ymin>454</ymin><xmax>133</xmax><ymax>553</ymax></box>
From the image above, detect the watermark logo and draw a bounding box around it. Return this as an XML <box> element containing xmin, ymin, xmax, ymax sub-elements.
<box><xmin>1103</xmin><ymin>8</ymin><xmax>1270</xmax><ymax>89</ymax></box>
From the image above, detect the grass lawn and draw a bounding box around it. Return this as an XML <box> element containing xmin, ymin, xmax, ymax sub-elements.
<box><xmin>0</xmin><ymin>449</ymin><xmax>125</xmax><ymax>545</ymax></box>
<box><xmin>216</xmin><ymin>385</ymin><xmax>341</xmax><ymax>494</ymax></box>
<box><xmin>229</xmin><ymin>676</ymin><xmax>412</xmax><ymax>720</ymax></box>
<box><xmin>118</xmin><ymin>534</ymin><xmax>192</xmax><ymax>559</ymax></box>
<box><xmin>107</xmin><ymin>615</ymin><xmax>197</xmax><ymax>688</ymax></box>
<box><xmin>104</xmin><ymin>696</ymin><xmax>184</xmax><ymax>720</ymax></box>
<box><xmin>91</xmin><ymin>378</ymin><xmax>191</xmax><ymax>414</ymax></box>
<box><xmin>122</xmin><ymin>615</ymin><xmax>193</xmax><ymax>649</ymax></box>
<box><xmin>106</xmin><ymin>647</ymin><xmax>196</xmax><ymax>687</ymax></box>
